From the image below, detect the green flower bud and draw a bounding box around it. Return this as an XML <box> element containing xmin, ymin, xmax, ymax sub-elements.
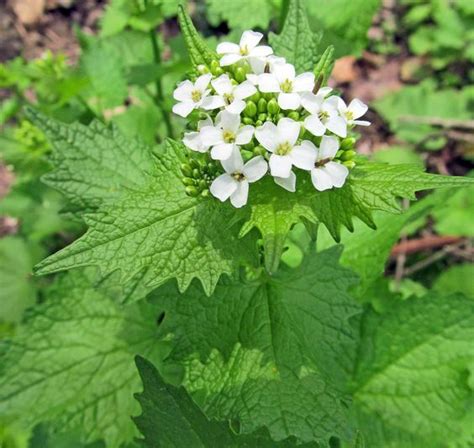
<box><xmin>253</xmin><ymin>145</ymin><xmax>267</xmax><ymax>156</ymax></box>
<box><xmin>234</xmin><ymin>67</ymin><xmax>246</xmax><ymax>83</ymax></box>
<box><xmin>198</xmin><ymin>179</ymin><xmax>208</xmax><ymax>190</ymax></box>
<box><xmin>342</xmin><ymin>160</ymin><xmax>356</xmax><ymax>169</ymax></box>
<box><xmin>298</xmin><ymin>125</ymin><xmax>306</xmax><ymax>139</ymax></box>
<box><xmin>192</xmin><ymin>168</ymin><xmax>200</xmax><ymax>179</ymax></box>
<box><xmin>267</xmin><ymin>98</ymin><xmax>280</xmax><ymax>115</ymax></box>
<box><xmin>243</xmin><ymin>142</ymin><xmax>255</xmax><ymax>151</ymax></box>
<box><xmin>341</xmin><ymin>150</ymin><xmax>356</xmax><ymax>161</ymax></box>
<box><xmin>255</xmin><ymin>120</ymin><xmax>263</xmax><ymax>127</ymax></box>
<box><xmin>182</xmin><ymin>177</ymin><xmax>195</xmax><ymax>186</ymax></box>
<box><xmin>249</xmin><ymin>91</ymin><xmax>261</xmax><ymax>103</ymax></box>
<box><xmin>242</xmin><ymin>117</ymin><xmax>254</xmax><ymax>125</ymax></box>
<box><xmin>263</xmin><ymin>93</ymin><xmax>274</xmax><ymax>101</ymax></box>
<box><xmin>244</xmin><ymin>101</ymin><xmax>257</xmax><ymax>118</ymax></box>
<box><xmin>258</xmin><ymin>113</ymin><xmax>267</xmax><ymax>122</ymax></box>
<box><xmin>340</xmin><ymin>137</ymin><xmax>356</xmax><ymax>151</ymax></box>
<box><xmin>197</xmin><ymin>64</ymin><xmax>209</xmax><ymax>74</ymax></box>
<box><xmin>201</xmin><ymin>189</ymin><xmax>210</xmax><ymax>198</ymax></box>
<box><xmin>287</xmin><ymin>111</ymin><xmax>300</xmax><ymax>121</ymax></box>
<box><xmin>241</xmin><ymin>149</ymin><xmax>254</xmax><ymax>161</ymax></box>
<box><xmin>257</xmin><ymin>98</ymin><xmax>267</xmax><ymax>113</ymax></box>
<box><xmin>214</xmin><ymin>67</ymin><xmax>224</xmax><ymax>76</ymax></box>
<box><xmin>335</xmin><ymin>150</ymin><xmax>344</xmax><ymax>159</ymax></box>
<box><xmin>210</xmin><ymin>60</ymin><xmax>220</xmax><ymax>75</ymax></box>
<box><xmin>276</xmin><ymin>113</ymin><xmax>285</xmax><ymax>121</ymax></box>
<box><xmin>185</xmin><ymin>186</ymin><xmax>199</xmax><ymax>197</ymax></box>
<box><xmin>189</xmin><ymin>159</ymin><xmax>200</xmax><ymax>170</ymax></box>
<box><xmin>180</xmin><ymin>163</ymin><xmax>193</xmax><ymax>178</ymax></box>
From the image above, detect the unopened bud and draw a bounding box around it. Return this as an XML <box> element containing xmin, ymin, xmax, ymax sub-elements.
<box><xmin>258</xmin><ymin>113</ymin><xmax>267</xmax><ymax>122</ymax></box>
<box><xmin>201</xmin><ymin>189</ymin><xmax>210</xmax><ymax>198</ymax></box>
<box><xmin>267</xmin><ymin>98</ymin><xmax>280</xmax><ymax>115</ymax></box>
<box><xmin>342</xmin><ymin>160</ymin><xmax>356</xmax><ymax>169</ymax></box>
<box><xmin>197</xmin><ymin>64</ymin><xmax>209</xmax><ymax>74</ymax></box>
<box><xmin>340</xmin><ymin>137</ymin><xmax>356</xmax><ymax>151</ymax></box>
<box><xmin>242</xmin><ymin>117</ymin><xmax>254</xmax><ymax>125</ymax></box>
<box><xmin>198</xmin><ymin>179</ymin><xmax>207</xmax><ymax>190</ymax></box>
<box><xmin>298</xmin><ymin>125</ymin><xmax>306</xmax><ymax>139</ymax></box>
<box><xmin>189</xmin><ymin>159</ymin><xmax>200</xmax><ymax>170</ymax></box>
<box><xmin>241</xmin><ymin>150</ymin><xmax>254</xmax><ymax>161</ymax></box>
<box><xmin>287</xmin><ymin>111</ymin><xmax>300</xmax><ymax>121</ymax></box>
<box><xmin>192</xmin><ymin>168</ymin><xmax>200</xmax><ymax>179</ymax></box>
<box><xmin>249</xmin><ymin>91</ymin><xmax>261</xmax><ymax>103</ymax></box>
<box><xmin>244</xmin><ymin>101</ymin><xmax>257</xmax><ymax>117</ymax></box>
<box><xmin>341</xmin><ymin>150</ymin><xmax>356</xmax><ymax>161</ymax></box>
<box><xmin>185</xmin><ymin>186</ymin><xmax>199</xmax><ymax>197</ymax></box>
<box><xmin>243</xmin><ymin>142</ymin><xmax>255</xmax><ymax>151</ymax></box>
<box><xmin>263</xmin><ymin>93</ymin><xmax>273</xmax><ymax>101</ymax></box>
<box><xmin>214</xmin><ymin>67</ymin><xmax>224</xmax><ymax>76</ymax></box>
<box><xmin>234</xmin><ymin>67</ymin><xmax>246</xmax><ymax>83</ymax></box>
<box><xmin>257</xmin><ymin>98</ymin><xmax>267</xmax><ymax>113</ymax></box>
<box><xmin>276</xmin><ymin>113</ymin><xmax>285</xmax><ymax>121</ymax></box>
<box><xmin>180</xmin><ymin>163</ymin><xmax>193</xmax><ymax>177</ymax></box>
<box><xmin>255</xmin><ymin>120</ymin><xmax>263</xmax><ymax>127</ymax></box>
<box><xmin>182</xmin><ymin>177</ymin><xmax>195</xmax><ymax>186</ymax></box>
<box><xmin>253</xmin><ymin>145</ymin><xmax>266</xmax><ymax>156</ymax></box>
<box><xmin>210</xmin><ymin>60</ymin><xmax>220</xmax><ymax>74</ymax></box>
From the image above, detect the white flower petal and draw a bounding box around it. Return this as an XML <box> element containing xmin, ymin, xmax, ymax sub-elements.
<box><xmin>323</xmin><ymin>162</ymin><xmax>349</xmax><ymax>188</ymax></box>
<box><xmin>222</xmin><ymin>147</ymin><xmax>244</xmax><ymax>173</ymax></box>
<box><xmin>197</xmin><ymin>116</ymin><xmax>213</xmax><ymax>129</ymax></box>
<box><xmin>269</xmin><ymin>154</ymin><xmax>292</xmax><ymax>178</ymax></box>
<box><xmin>226</xmin><ymin>99</ymin><xmax>246</xmax><ymax>115</ymax></box>
<box><xmin>316</xmin><ymin>86</ymin><xmax>332</xmax><ymax>97</ymax></box>
<box><xmin>277</xmin><ymin>118</ymin><xmax>300</xmax><ymax>146</ymax></box>
<box><xmin>216</xmin><ymin>42</ymin><xmax>240</xmax><ymax>54</ymax></box>
<box><xmin>311</xmin><ymin>167</ymin><xmax>333</xmax><ymax>191</ymax></box>
<box><xmin>173</xmin><ymin>80</ymin><xmax>193</xmax><ymax>101</ymax></box>
<box><xmin>274</xmin><ymin>171</ymin><xmax>296</xmax><ymax>192</ymax></box>
<box><xmin>258</xmin><ymin>73</ymin><xmax>280</xmax><ymax>92</ymax></box>
<box><xmin>273</xmin><ymin>63</ymin><xmax>295</xmax><ymax>84</ymax></box>
<box><xmin>246</xmin><ymin>73</ymin><xmax>260</xmax><ymax>85</ymax></box>
<box><xmin>291</xmin><ymin>141</ymin><xmax>317</xmax><ymax>170</ymax></box>
<box><xmin>301</xmin><ymin>92</ymin><xmax>323</xmax><ymax>114</ymax></box>
<box><xmin>218</xmin><ymin>110</ymin><xmax>241</xmax><ymax>132</ymax></box>
<box><xmin>243</xmin><ymin>156</ymin><xmax>267</xmax><ymax>182</ymax></box>
<box><xmin>172</xmin><ymin>101</ymin><xmax>195</xmax><ymax>118</ymax></box>
<box><xmin>200</xmin><ymin>126</ymin><xmax>223</xmax><ymax>146</ymax></box>
<box><xmin>249</xmin><ymin>57</ymin><xmax>266</xmax><ymax>74</ymax></box>
<box><xmin>236</xmin><ymin>125</ymin><xmax>254</xmax><ymax>144</ymax></box>
<box><xmin>201</xmin><ymin>95</ymin><xmax>226</xmax><ymax>110</ymax></box>
<box><xmin>278</xmin><ymin>92</ymin><xmax>301</xmax><ymax>110</ymax></box>
<box><xmin>353</xmin><ymin>119</ymin><xmax>371</xmax><ymax>126</ymax></box>
<box><xmin>255</xmin><ymin>122</ymin><xmax>278</xmax><ymax>152</ymax></box>
<box><xmin>210</xmin><ymin>174</ymin><xmax>238</xmax><ymax>201</ymax></box>
<box><xmin>250</xmin><ymin>45</ymin><xmax>273</xmax><ymax>57</ymax></box>
<box><xmin>319</xmin><ymin>136</ymin><xmax>340</xmax><ymax>160</ymax></box>
<box><xmin>194</xmin><ymin>74</ymin><xmax>212</xmax><ymax>92</ymax></box>
<box><xmin>293</xmin><ymin>72</ymin><xmax>315</xmax><ymax>92</ymax></box>
<box><xmin>230</xmin><ymin>180</ymin><xmax>249</xmax><ymax>208</ymax></box>
<box><xmin>304</xmin><ymin>115</ymin><xmax>326</xmax><ymax>137</ymax></box>
<box><xmin>348</xmin><ymin>98</ymin><xmax>368</xmax><ymax>119</ymax></box>
<box><xmin>240</xmin><ymin>30</ymin><xmax>263</xmax><ymax>50</ymax></box>
<box><xmin>233</xmin><ymin>81</ymin><xmax>257</xmax><ymax>100</ymax></box>
<box><xmin>326</xmin><ymin>116</ymin><xmax>347</xmax><ymax>138</ymax></box>
<box><xmin>211</xmin><ymin>143</ymin><xmax>235</xmax><ymax>161</ymax></box>
<box><xmin>183</xmin><ymin>131</ymin><xmax>207</xmax><ymax>152</ymax></box>
<box><xmin>220</xmin><ymin>53</ymin><xmax>242</xmax><ymax>66</ymax></box>
<box><xmin>211</xmin><ymin>74</ymin><xmax>233</xmax><ymax>95</ymax></box>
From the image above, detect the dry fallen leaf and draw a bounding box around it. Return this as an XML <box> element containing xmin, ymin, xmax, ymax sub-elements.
<box><xmin>331</xmin><ymin>56</ymin><xmax>358</xmax><ymax>84</ymax></box>
<box><xmin>10</xmin><ymin>0</ymin><xmax>45</xmax><ymax>25</ymax></box>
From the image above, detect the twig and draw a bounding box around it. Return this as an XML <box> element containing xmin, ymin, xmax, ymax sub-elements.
<box><xmin>391</xmin><ymin>235</ymin><xmax>463</xmax><ymax>257</ymax></box>
<box><xmin>398</xmin><ymin>115</ymin><xmax>474</xmax><ymax>130</ymax></box>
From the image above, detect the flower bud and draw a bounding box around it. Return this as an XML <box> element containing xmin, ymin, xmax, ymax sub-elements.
<box><xmin>214</xmin><ymin>67</ymin><xmax>224</xmax><ymax>76</ymax></box>
<box><xmin>180</xmin><ymin>163</ymin><xmax>193</xmax><ymax>178</ymax></box>
<box><xmin>210</xmin><ymin>60</ymin><xmax>221</xmax><ymax>74</ymax></box>
<box><xmin>182</xmin><ymin>177</ymin><xmax>195</xmax><ymax>186</ymax></box>
<box><xmin>192</xmin><ymin>168</ymin><xmax>200</xmax><ymax>179</ymax></box>
<box><xmin>185</xmin><ymin>186</ymin><xmax>199</xmax><ymax>197</ymax></box>
<box><xmin>201</xmin><ymin>189</ymin><xmax>210</xmax><ymax>198</ymax></box>
<box><xmin>340</xmin><ymin>137</ymin><xmax>356</xmax><ymax>151</ymax></box>
<box><xmin>253</xmin><ymin>145</ymin><xmax>266</xmax><ymax>156</ymax></box>
<box><xmin>242</xmin><ymin>117</ymin><xmax>254</xmax><ymax>125</ymax></box>
<box><xmin>298</xmin><ymin>125</ymin><xmax>306</xmax><ymax>139</ymax></box>
<box><xmin>197</xmin><ymin>64</ymin><xmax>209</xmax><ymax>74</ymax></box>
<box><xmin>250</xmin><ymin>91</ymin><xmax>261</xmax><ymax>103</ymax></box>
<box><xmin>341</xmin><ymin>150</ymin><xmax>356</xmax><ymax>161</ymax></box>
<box><xmin>263</xmin><ymin>93</ymin><xmax>273</xmax><ymax>101</ymax></box>
<box><xmin>258</xmin><ymin>113</ymin><xmax>267</xmax><ymax>122</ymax></box>
<box><xmin>198</xmin><ymin>179</ymin><xmax>208</xmax><ymax>190</ymax></box>
<box><xmin>243</xmin><ymin>142</ymin><xmax>255</xmax><ymax>151</ymax></box>
<box><xmin>257</xmin><ymin>98</ymin><xmax>267</xmax><ymax>113</ymax></box>
<box><xmin>255</xmin><ymin>120</ymin><xmax>263</xmax><ymax>127</ymax></box>
<box><xmin>267</xmin><ymin>98</ymin><xmax>280</xmax><ymax>115</ymax></box>
<box><xmin>234</xmin><ymin>67</ymin><xmax>246</xmax><ymax>83</ymax></box>
<box><xmin>241</xmin><ymin>150</ymin><xmax>254</xmax><ymax>161</ymax></box>
<box><xmin>189</xmin><ymin>159</ymin><xmax>200</xmax><ymax>170</ymax></box>
<box><xmin>276</xmin><ymin>113</ymin><xmax>285</xmax><ymax>121</ymax></box>
<box><xmin>287</xmin><ymin>111</ymin><xmax>300</xmax><ymax>121</ymax></box>
<box><xmin>244</xmin><ymin>101</ymin><xmax>257</xmax><ymax>118</ymax></box>
<box><xmin>342</xmin><ymin>160</ymin><xmax>356</xmax><ymax>169</ymax></box>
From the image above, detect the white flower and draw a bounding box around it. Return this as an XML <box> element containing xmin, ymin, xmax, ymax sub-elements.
<box><xmin>274</xmin><ymin>171</ymin><xmax>296</xmax><ymax>192</ymax></box>
<box><xmin>210</xmin><ymin>150</ymin><xmax>267</xmax><ymax>208</ymax></box>
<box><xmin>337</xmin><ymin>98</ymin><xmax>371</xmax><ymax>127</ymax></box>
<box><xmin>246</xmin><ymin>55</ymin><xmax>286</xmax><ymax>85</ymax></box>
<box><xmin>211</xmin><ymin>74</ymin><xmax>256</xmax><ymax>114</ymax></box>
<box><xmin>258</xmin><ymin>63</ymin><xmax>314</xmax><ymax>110</ymax></box>
<box><xmin>255</xmin><ymin>118</ymin><xmax>316</xmax><ymax>179</ymax></box>
<box><xmin>310</xmin><ymin>136</ymin><xmax>349</xmax><ymax>191</ymax></box>
<box><xmin>217</xmin><ymin>30</ymin><xmax>273</xmax><ymax>67</ymax></box>
<box><xmin>200</xmin><ymin>111</ymin><xmax>254</xmax><ymax>161</ymax></box>
<box><xmin>182</xmin><ymin>117</ymin><xmax>213</xmax><ymax>153</ymax></box>
<box><xmin>302</xmin><ymin>94</ymin><xmax>347</xmax><ymax>138</ymax></box>
<box><xmin>172</xmin><ymin>74</ymin><xmax>222</xmax><ymax>117</ymax></box>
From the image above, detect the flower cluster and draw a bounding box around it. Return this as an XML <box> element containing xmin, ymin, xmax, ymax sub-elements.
<box><xmin>173</xmin><ymin>30</ymin><xmax>370</xmax><ymax>208</ymax></box>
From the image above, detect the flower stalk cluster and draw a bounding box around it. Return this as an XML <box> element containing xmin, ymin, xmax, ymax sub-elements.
<box><xmin>173</xmin><ymin>30</ymin><xmax>370</xmax><ymax>207</ymax></box>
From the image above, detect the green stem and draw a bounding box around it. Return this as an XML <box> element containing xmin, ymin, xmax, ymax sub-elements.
<box><xmin>145</xmin><ymin>0</ymin><xmax>174</xmax><ymax>139</ymax></box>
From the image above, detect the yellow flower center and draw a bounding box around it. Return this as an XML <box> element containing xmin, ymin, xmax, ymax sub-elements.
<box><xmin>191</xmin><ymin>89</ymin><xmax>202</xmax><ymax>103</ymax></box>
<box><xmin>240</xmin><ymin>45</ymin><xmax>249</xmax><ymax>56</ymax></box>
<box><xmin>276</xmin><ymin>141</ymin><xmax>292</xmax><ymax>155</ymax></box>
<box><xmin>318</xmin><ymin>110</ymin><xmax>329</xmax><ymax>121</ymax></box>
<box><xmin>224</xmin><ymin>93</ymin><xmax>234</xmax><ymax>104</ymax></box>
<box><xmin>223</xmin><ymin>130</ymin><xmax>236</xmax><ymax>143</ymax></box>
<box><xmin>280</xmin><ymin>79</ymin><xmax>293</xmax><ymax>93</ymax></box>
<box><xmin>345</xmin><ymin>111</ymin><xmax>354</xmax><ymax>121</ymax></box>
<box><xmin>232</xmin><ymin>172</ymin><xmax>245</xmax><ymax>181</ymax></box>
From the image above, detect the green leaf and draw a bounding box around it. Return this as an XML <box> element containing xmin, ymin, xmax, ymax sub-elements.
<box><xmin>0</xmin><ymin>237</ymin><xmax>39</xmax><ymax>323</ymax></box>
<box><xmin>206</xmin><ymin>0</ymin><xmax>280</xmax><ymax>30</ymax></box>
<box><xmin>177</xmin><ymin>5</ymin><xmax>218</xmax><ymax>70</ymax></box>
<box><xmin>353</xmin><ymin>292</ymin><xmax>474</xmax><ymax>446</ymax></box>
<box><xmin>269</xmin><ymin>0</ymin><xmax>321</xmax><ymax>72</ymax></box>
<box><xmin>134</xmin><ymin>356</ymin><xmax>318</xmax><ymax>447</ymax></box>
<box><xmin>0</xmin><ymin>269</ymin><xmax>165</xmax><ymax>448</ymax></box>
<box><xmin>433</xmin><ymin>264</ymin><xmax>474</xmax><ymax>299</ymax></box>
<box><xmin>31</xmin><ymin>117</ymin><xmax>257</xmax><ymax>296</ymax></box>
<box><xmin>152</xmin><ymin>247</ymin><xmax>360</xmax><ymax>443</ymax></box>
